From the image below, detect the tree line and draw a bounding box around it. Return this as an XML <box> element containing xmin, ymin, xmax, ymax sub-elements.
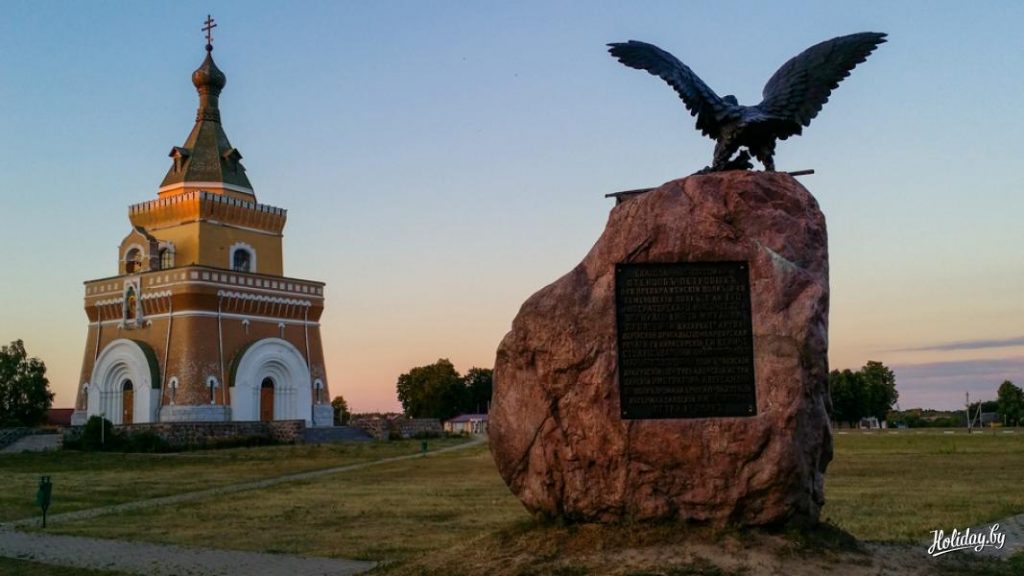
<box><xmin>828</xmin><ymin>360</ymin><xmax>898</xmax><ymax>428</ymax></box>
<box><xmin>0</xmin><ymin>340</ymin><xmax>53</xmax><ymax>427</ymax></box>
<box><xmin>396</xmin><ymin>359</ymin><xmax>492</xmax><ymax>420</ymax></box>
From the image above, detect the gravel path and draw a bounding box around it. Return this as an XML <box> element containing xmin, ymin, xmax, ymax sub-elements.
<box><xmin>966</xmin><ymin>513</ymin><xmax>1024</xmax><ymax>559</ymax></box>
<box><xmin>0</xmin><ymin>529</ymin><xmax>374</xmax><ymax>576</ymax></box>
<box><xmin>0</xmin><ymin>437</ymin><xmax>486</xmax><ymax>575</ymax></box>
<box><xmin>1</xmin><ymin>434</ymin><xmax>60</xmax><ymax>453</ymax></box>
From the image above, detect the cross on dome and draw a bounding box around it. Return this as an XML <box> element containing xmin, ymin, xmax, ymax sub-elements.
<box><xmin>202</xmin><ymin>15</ymin><xmax>217</xmax><ymax>51</ymax></box>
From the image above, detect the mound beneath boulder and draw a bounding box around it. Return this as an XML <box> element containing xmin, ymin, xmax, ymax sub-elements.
<box><xmin>490</xmin><ymin>171</ymin><xmax>832</xmax><ymax>525</ymax></box>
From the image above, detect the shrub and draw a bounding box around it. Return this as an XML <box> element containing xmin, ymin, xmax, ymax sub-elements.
<box><xmin>76</xmin><ymin>416</ymin><xmax>122</xmax><ymax>451</ymax></box>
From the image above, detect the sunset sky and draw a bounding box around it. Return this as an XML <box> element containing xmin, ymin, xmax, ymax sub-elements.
<box><xmin>1</xmin><ymin>1</ymin><xmax>1021</xmax><ymax>413</ymax></box>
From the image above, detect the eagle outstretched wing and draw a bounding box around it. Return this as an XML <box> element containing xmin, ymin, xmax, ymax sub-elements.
<box><xmin>757</xmin><ymin>32</ymin><xmax>887</xmax><ymax>136</ymax></box>
<box><xmin>607</xmin><ymin>40</ymin><xmax>739</xmax><ymax>139</ymax></box>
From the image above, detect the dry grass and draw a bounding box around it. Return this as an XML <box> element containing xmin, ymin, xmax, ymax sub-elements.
<box><xmin>25</xmin><ymin>431</ymin><xmax>1024</xmax><ymax>575</ymax></box>
<box><xmin>0</xmin><ymin>437</ymin><xmax>468</xmax><ymax>522</ymax></box>
<box><xmin>823</xmin><ymin>430</ymin><xmax>1024</xmax><ymax>541</ymax></box>
<box><xmin>47</xmin><ymin>442</ymin><xmax>526</xmax><ymax>561</ymax></box>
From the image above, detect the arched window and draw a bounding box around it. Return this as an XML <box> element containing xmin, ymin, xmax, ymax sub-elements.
<box><xmin>159</xmin><ymin>248</ymin><xmax>174</xmax><ymax>270</ymax></box>
<box><xmin>125</xmin><ymin>248</ymin><xmax>142</xmax><ymax>273</ymax></box>
<box><xmin>313</xmin><ymin>379</ymin><xmax>324</xmax><ymax>404</ymax></box>
<box><xmin>229</xmin><ymin>243</ymin><xmax>256</xmax><ymax>273</ymax></box>
<box><xmin>207</xmin><ymin>376</ymin><xmax>219</xmax><ymax>404</ymax></box>
<box><xmin>233</xmin><ymin>249</ymin><xmax>251</xmax><ymax>272</ymax></box>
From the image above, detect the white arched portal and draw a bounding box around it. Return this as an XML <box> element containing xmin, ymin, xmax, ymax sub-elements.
<box><xmin>89</xmin><ymin>339</ymin><xmax>158</xmax><ymax>424</ymax></box>
<box><xmin>231</xmin><ymin>338</ymin><xmax>311</xmax><ymax>425</ymax></box>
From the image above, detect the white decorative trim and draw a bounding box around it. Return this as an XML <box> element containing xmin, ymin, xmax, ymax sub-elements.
<box><xmin>216</xmin><ymin>290</ymin><xmax>312</xmax><ymax>307</ymax></box>
<box><xmin>140</xmin><ymin>290</ymin><xmax>173</xmax><ymax>300</ymax></box>
<box><xmin>88</xmin><ymin>276</ymin><xmax>325</xmax><ymax>299</ymax></box>
<box><xmin>157</xmin><ymin>182</ymin><xmax>255</xmax><ymax>196</ymax></box>
<box><xmin>229</xmin><ymin>242</ymin><xmax>257</xmax><ymax>273</ymax></box>
<box><xmin>89</xmin><ymin>311</ymin><xmax>321</xmax><ymax>328</ymax></box>
<box><xmin>89</xmin><ymin>339</ymin><xmax>156</xmax><ymax>424</ymax></box>
<box><xmin>231</xmin><ymin>338</ymin><xmax>312</xmax><ymax>425</ymax></box>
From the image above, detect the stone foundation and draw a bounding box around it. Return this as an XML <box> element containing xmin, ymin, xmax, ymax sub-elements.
<box><xmin>159</xmin><ymin>404</ymin><xmax>231</xmax><ymax>422</ymax></box>
<box><xmin>312</xmin><ymin>405</ymin><xmax>334</xmax><ymax>427</ymax></box>
<box><xmin>63</xmin><ymin>419</ymin><xmax>306</xmax><ymax>450</ymax></box>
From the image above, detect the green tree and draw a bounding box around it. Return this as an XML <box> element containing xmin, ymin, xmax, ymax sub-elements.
<box><xmin>0</xmin><ymin>340</ymin><xmax>53</xmax><ymax>427</ymax></box>
<box><xmin>860</xmin><ymin>360</ymin><xmax>899</xmax><ymax>422</ymax></box>
<box><xmin>828</xmin><ymin>369</ymin><xmax>865</xmax><ymax>428</ymax></box>
<box><xmin>463</xmin><ymin>367</ymin><xmax>493</xmax><ymax>414</ymax></box>
<box><xmin>997</xmin><ymin>380</ymin><xmax>1023</xmax><ymax>426</ymax></box>
<box><xmin>331</xmin><ymin>395</ymin><xmax>351</xmax><ymax>425</ymax></box>
<box><xmin>396</xmin><ymin>359</ymin><xmax>467</xmax><ymax>420</ymax></box>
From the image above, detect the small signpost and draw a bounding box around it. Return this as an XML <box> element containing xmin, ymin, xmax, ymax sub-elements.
<box><xmin>36</xmin><ymin>476</ymin><xmax>53</xmax><ymax>528</ymax></box>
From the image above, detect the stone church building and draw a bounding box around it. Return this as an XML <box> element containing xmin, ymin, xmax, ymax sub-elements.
<box><xmin>71</xmin><ymin>36</ymin><xmax>332</xmax><ymax>427</ymax></box>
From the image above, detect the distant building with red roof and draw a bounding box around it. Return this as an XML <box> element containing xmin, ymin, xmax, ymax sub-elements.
<box><xmin>46</xmin><ymin>408</ymin><xmax>74</xmax><ymax>427</ymax></box>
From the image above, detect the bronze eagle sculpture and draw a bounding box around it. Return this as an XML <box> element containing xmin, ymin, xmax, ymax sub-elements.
<box><xmin>608</xmin><ymin>32</ymin><xmax>887</xmax><ymax>172</ymax></box>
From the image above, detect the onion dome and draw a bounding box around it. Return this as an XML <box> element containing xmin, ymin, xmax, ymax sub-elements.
<box><xmin>159</xmin><ymin>30</ymin><xmax>252</xmax><ymax>195</ymax></box>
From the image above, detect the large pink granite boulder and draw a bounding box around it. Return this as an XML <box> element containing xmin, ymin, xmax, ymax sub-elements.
<box><xmin>490</xmin><ymin>171</ymin><xmax>832</xmax><ymax>525</ymax></box>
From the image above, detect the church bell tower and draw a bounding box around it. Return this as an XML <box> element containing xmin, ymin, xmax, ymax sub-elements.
<box><xmin>72</xmin><ymin>19</ymin><xmax>333</xmax><ymax>427</ymax></box>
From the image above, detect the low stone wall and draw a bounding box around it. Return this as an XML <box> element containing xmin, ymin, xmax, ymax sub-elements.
<box><xmin>395</xmin><ymin>418</ymin><xmax>442</xmax><ymax>438</ymax></box>
<box><xmin>350</xmin><ymin>418</ymin><xmax>388</xmax><ymax>440</ymax></box>
<box><xmin>64</xmin><ymin>420</ymin><xmax>305</xmax><ymax>450</ymax></box>
<box><xmin>351</xmin><ymin>417</ymin><xmax>441</xmax><ymax>440</ymax></box>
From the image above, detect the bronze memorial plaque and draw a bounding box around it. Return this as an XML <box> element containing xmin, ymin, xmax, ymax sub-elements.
<box><xmin>615</xmin><ymin>262</ymin><xmax>756</xmax><ymax>419</ymax></box>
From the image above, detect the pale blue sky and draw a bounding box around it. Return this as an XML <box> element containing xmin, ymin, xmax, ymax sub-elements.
<box><xmin>0</xmin><ymin>1</ymin><xmax>1021</xmax><ymax>411</ymax></box>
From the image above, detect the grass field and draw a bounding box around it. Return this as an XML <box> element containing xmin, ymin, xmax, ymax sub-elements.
<box><xmin>5</xmin><ymin>431</ymin><xmax>1023</xmax><ymax>575</ymax></box>
<box><xmin>825</xmin><ymin>430</ymin><xmax>1024</xmax><ymax>541</ymax></box>
<box><xmin>0</xmin><ymin>437</ymin><xmax>468</xmax><ymax>522</ymax></box>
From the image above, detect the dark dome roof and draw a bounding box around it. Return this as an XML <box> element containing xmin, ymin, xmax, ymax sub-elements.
<box><xmin>192</xmin><ymin>51</ymin><xmax>226</xmax><ymax>94</ymax></box>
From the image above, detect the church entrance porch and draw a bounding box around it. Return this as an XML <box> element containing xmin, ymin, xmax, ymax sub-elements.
<box><xmin>231</xmin><ymin>338</ymin><xmax>313</xmax><ymax>425</ymax></box>
<box><xmin>89</xmin><ymin>339</ymin><xmax>159</xmax><ymax>425</ymax></box>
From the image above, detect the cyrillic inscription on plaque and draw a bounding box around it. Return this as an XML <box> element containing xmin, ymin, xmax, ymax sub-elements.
<box><xmin>615</xmin><ymin>262</ymin><xmax>756</xmax><ymax>419</ymax></box>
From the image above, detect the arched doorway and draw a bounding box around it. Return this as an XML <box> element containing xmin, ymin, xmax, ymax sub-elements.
<box><xmin>260</xmin><ymin>378</ymin><xmax>275</xmax><ymax>421</ymax></box>
<box><xmin>89</xmin><ymin>339</ymin><xmax>158</xmax><ymax>424</ymax></box>
<box><xmin>230</xmin><ymin>338</ymin><xmax>312</xmax><ymax>424</ymax></box>
<box><xmin>122</xmin><ymin>380</ymin><xmax>134</xmax><ymax>424</ymax></box>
